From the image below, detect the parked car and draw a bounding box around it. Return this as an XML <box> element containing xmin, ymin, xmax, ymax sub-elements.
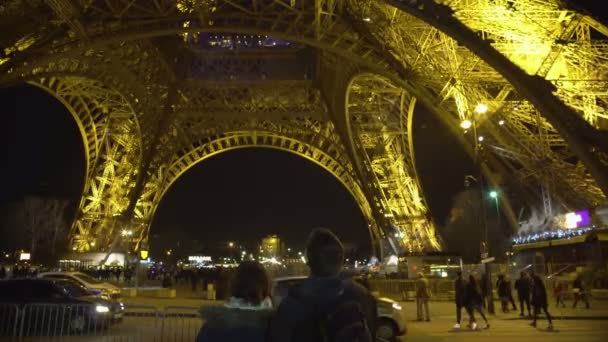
<box><xmin>0</xmin><ymin>279</ymin><xmax>114</xmax><ymax>335</ymax></box>
<box><xmin>49</xmin><ymin>278</ymin><xmax>124</xmax><ymax>322</ymax></box>
<box><xmin>38</xmin><ymin>272</ymin><xmax>121</xmax><ymax>300</ymax></box>
<box><xmin>272</xmin><ymin>276</ymin><xmax>406</xmax><ymax>341</ymax></box>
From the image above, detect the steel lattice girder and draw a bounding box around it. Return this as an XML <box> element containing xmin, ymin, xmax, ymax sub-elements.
<box><xmin>349</xmin><ymin>0</ymin><xmax>607</xmax><ymax>210</ymax></box>
<box><xmin>0</xmin><ymin>0</ymin><xmax>607</xmax><ymax>253</ymax></box>
<box><xmin>27</xmin><ymin>76</ymin><xmax>143</xmax><ymax>252</ymax></box>
<box><xmin>347</xmin><ymin>73</ymin><xmax>442</xmax><ymax>253</ymax></box>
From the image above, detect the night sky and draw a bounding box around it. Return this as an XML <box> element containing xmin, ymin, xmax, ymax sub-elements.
<box><xmin>0</xmin><ymin>0</ymin><xmax>602</xmax><ymax>256</ymax></box>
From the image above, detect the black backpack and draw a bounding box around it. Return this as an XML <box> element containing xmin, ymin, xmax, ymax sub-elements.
<box><xmin>317</xmin><ymin>298</ymin><xmax>372</xmax><ymax>342</ymax></box>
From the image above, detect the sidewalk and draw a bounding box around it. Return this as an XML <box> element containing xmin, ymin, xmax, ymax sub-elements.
<box><xmin>400</xmin><ymin>299</ymin><xmax>608</xmax><ymax>321</ymax></box>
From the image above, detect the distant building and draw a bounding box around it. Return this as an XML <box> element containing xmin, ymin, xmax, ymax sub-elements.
<box><xmin>260</xmin><ymin>235</ymin><xmax>284</xmax><ymax>259</ymax></box>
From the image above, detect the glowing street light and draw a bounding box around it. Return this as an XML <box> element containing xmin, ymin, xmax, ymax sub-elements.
<box><xmin>460</xmin><ymin>119</ymin><xmax>472</xmax><ymax>129</ymax></box>
<box><xmin>498</xmin><ymin>119</ymin><xmax>505</xmax><ymax>126</ymax></box>
<box><xmin>478</xmin><ymin>136</ymin><xmax>485</xmax><ymax>142</ymax></box>
<box><xmin>228</xmin><ymin>242</ymin><xmax>234</xmax><ymax>248</ymax></box>
<box><xmin>475</xmin><ymin>103</ymin><xmax>488</xmax><ymax>114</ymax></box>
<box><xmin>489</xmin><ymin>190</ymin><xmax>498</xmax><ymax>199</ymax></box>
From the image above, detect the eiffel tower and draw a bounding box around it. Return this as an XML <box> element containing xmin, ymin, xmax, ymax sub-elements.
<box><xmin>1</xmin><ymin>0</ymin><xmax>606</xmax><ymax>256</ymax></box>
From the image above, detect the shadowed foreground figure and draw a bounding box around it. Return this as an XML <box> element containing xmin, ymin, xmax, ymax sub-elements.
<box><xmin>270</xmin><ymin>228</ymin><xmax>376</xmax><ymax>342</ymax></box>
<box><xmin>196</xmin><ymin>261</ymin><xmax>273</xmax><ymax>342</ymax></box>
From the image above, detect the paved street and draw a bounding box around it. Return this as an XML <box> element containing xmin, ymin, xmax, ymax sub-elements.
<box><xmin>118</xmin><ymin>296</ymin><xmax>608</xmax><ymax>341</ymax></box>
<box><xmin>397</xmin><ymin>301</ymin><xmax>608</xmax><ymax>342</ymax></box>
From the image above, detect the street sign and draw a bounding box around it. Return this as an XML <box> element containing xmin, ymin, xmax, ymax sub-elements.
<box><xmin>481</xmin><ymin>257</ymin><xmax>495</xmax><ymax>264</ymax></box>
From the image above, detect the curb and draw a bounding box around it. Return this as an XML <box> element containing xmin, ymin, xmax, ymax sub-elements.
<box><xmin>502</xmin><ymin>316</ymin><xmax>608</xmax><ymax>321</ymax></box>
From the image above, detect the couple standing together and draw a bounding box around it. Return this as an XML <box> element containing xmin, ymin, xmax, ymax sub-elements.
<box><xmin>196</xmin><ymin>228</ymin><xmax>377</xmax><ymax>342</ymax></box>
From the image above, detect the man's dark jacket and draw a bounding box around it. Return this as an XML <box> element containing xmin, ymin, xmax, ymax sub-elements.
<box><xmin>269</xmin><ymin>276</ymin><xmax>377</xmax><ymax>342</ymax></box>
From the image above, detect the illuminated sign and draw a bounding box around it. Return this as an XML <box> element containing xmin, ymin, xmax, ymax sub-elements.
<box><xmin>564</xmin><ymin>210</ymin><xmax>591</xmax><ymax>229</ymax></box>
<box><xmin>188</xmin><ymin>256</ymin><xmax>212</xmax><ymax>263</ymax></box>
<box><xmin>19</xmin><ymin>252</ymin><xmax>31</xmax><ymax>261</ymax></box>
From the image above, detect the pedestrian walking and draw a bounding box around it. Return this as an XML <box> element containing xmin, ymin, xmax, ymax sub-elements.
<box><xmin>497</xmin><ymin>274</ymin><xmax>510</xmax><ymax>313</ymax></box>
<box><xmin>453</xmin><ymin>271</ymin><xmax>471</xmax><ymax>329</ymax></box>
<box><xmin>554</xmin><ymin>281</ymin><xmax>566</xmax><ymax>308</ymax></box>
<box><xmin>530</xmin><ymin>272</ymin><xmax>553</xmax><ymax>330</ymax></box>
<box><xmin>465</xmin><ymin>275</ymin><xmax>490</xmax><ymax>330</ymax></box>
<box><xmin>572</xmin><ymin>275</ymin><xmax>590</xmax><ymax>309</ymax></box>
<box><xmin>190</xmin><ymin>269</ymin><xmax>199</xmax><ymax>293</ymax></box>
<box><xmin>515</xmin><ymin>271</ymin><xmax>532</xmax><ymax>317</ymax></box>
<box><xmin>506</xmin><ymin>276</ymin><xmax>518</xmax><ymax>311</ymax></box>
<box><xmin>416</xmin><ymin>272</ymin><xmax>431</xmax><ymax>322</ymax></box>
<box><xmin>480</xmin><ymin>272</ymin><xmax>489</xmax><ymax>309</ymax></box>
<box><xmin>196</xmin><ymin>261</ymin><xmax>273</xmax><ymax>342</ymax></box>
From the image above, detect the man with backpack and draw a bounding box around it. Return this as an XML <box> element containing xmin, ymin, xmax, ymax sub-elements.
<box><xmin>270</xmin><ymin>228</ymin><xmax>377</xmax><ymax>342</ymax></box>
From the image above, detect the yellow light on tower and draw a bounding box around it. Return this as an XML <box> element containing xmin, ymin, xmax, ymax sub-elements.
<box><xmin>475</xmin><ymin>103</ymin><xmax>488</xmax><ymax>114</ymax></box>
<box><xmin>460</xmin><ymin>119</ymin><xmax>472</xmax><ymax>129</ymax></box>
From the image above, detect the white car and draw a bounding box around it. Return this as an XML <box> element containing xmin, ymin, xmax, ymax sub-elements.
<box><xmin>272</xmin><ymin>276</ymin><xmax>406</xmax><ymax>341</ymax></box>
<box><xmin>38</xmin><ymin>272</ymin><xmax>121</xmax><ymax>300</ymax></box>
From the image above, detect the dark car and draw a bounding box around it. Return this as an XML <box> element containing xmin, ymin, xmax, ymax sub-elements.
<box><xmin>49</xmin><ymin>278</ymin><xmax>124</xmax><ymax>322</ymax></box>
<box><xmin>0</xmin><ymin>279</ymin><xmax>113</xmax><ymax>336</ymax></box>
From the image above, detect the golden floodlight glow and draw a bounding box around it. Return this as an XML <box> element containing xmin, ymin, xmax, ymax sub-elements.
<box><xmin>460</xmin><ymin>119</ymin><xmax>472</xmax><ymax>129</ymax></box>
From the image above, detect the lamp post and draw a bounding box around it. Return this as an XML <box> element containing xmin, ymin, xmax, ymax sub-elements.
<box><xmin>462</xmin><ymin>103</ymin><xmax>495</xmax><ymax>314</ymax></box>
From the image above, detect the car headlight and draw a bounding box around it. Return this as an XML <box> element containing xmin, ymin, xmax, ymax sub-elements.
<box><xmin>95</xmin><ymin>305</ymin><xmax>110</xmax><ymax>313</ymax></box>
<box><xmin>392</xmin><ymin>303</ymin><xmax>402</xmax><ymax>311</ymax></box>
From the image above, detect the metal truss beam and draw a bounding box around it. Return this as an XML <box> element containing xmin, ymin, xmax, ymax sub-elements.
<box><xmin>28</xmin><ymin>76</ymin><xmax>143</xmax><ymax>252</ymax></box>
<box><xmin>347</xmin><ymin>73</ymin><xmax>442</xmax><ymax>254</ymax></box>
<box><xmin>2</xmin><ymin>0</ymin><xmax>607</xmax><ymax>253</ymax></box>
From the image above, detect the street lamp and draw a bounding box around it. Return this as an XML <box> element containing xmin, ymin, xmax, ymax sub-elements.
<box><xmin>464</xmin><ymin>105</ymin><xmax>496</xmax><ymax>314</ymax></box>
<box><xmin>460</xmin><ymin>119</ymin><xmax>472</xmax><ymax>129</ymax></box>
<box><xmin>228</xmin><ymin>242</ymin><xmax>234</xmax><ymax>248</ymax></box>
<box><xmin>489</xmin><ymin>191</ymin><xmax>498</xmax><ymax>199</ymax></box>
<box><xmin>475</xmin><ymin>103</ymin><xmax>488</xmax><ymax>114</ymax></box>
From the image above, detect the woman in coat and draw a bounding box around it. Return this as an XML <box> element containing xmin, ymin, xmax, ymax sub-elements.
<box><xmin>530</xmin><ymin>272</ymin><xmax>553</xmax><ymax>329</ymax></box>
<box><xmin>465</xmin><ymin>275</ymin><xmax>490</xmax><ymax>330</ymax></box>
<box><xmin>196</xmin><ymin>261</ymin><xmax>273</xmax><ymax>342</ymax></box>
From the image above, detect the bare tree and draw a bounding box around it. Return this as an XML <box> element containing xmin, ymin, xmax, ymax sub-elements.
<box><xmin>4</xmin><ymin>197</ymin><xmax>68</xmax><ymax>258</ymax></box>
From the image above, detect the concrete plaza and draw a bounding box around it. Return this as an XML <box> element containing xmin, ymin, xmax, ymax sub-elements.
<box><xmin>119</xmin><ymin>294</ymin><xmax>608</xmax><ymax>341</ymax></box>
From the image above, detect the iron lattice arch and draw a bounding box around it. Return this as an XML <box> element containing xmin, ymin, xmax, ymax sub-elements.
<box><xmin>1</xmin><ymin>0</ymin><xmax>607</xmax><ymax>255</ymax></box>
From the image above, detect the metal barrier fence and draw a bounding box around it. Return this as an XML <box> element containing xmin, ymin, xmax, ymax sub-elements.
<box><xmin>369</xmin><ymin>279</ymin><xmax>455</xmax><ymax>301</ymax></box>
<box><xmin>0</xmin><ymin>304</ymin><xmax>202</xmax><ymax>341</ymax></box>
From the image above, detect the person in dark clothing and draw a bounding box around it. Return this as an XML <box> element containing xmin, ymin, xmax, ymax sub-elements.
<box><xmin>480</xmin><ymin>272</ymin><xmax>489</xmax><ymax>309</ymax></box>
<box><xmin>530</xmin><ymin>272</ymin><xmax>553</xmax><ymax>329</ymax></box>
<box><xmin>572</xmin><ymin>275</ymin><xmax>590</xmax><ymax>309</ymax></box>
<box><xmin>506</xmin><ymin>276</ymin><xmax>518</xmax><ymax>311</ymax></box>
<box><xmin>190</xmin><ymin>269</ymin><xmax>199</xmax><ymax>293</ymax></box>
<box><xmin>497</xmin><ymin>274</ymin><xmax>510</xmax><ymax>313</ymax></box>
<box><xmin>196</xmin><ymin>261</ymin><xmax>273</xmax><ymax>342</ymax></box>
<box><xmin>453</xmin><ymin>271</ymin><xmax>471</xmax><ymax>329</ymax></box>
<box><xmin>270</xmin><ymin>228</ymin><xmax>377</xmax><ymax>342</ymax></box>
<box><xmin>465</xmin><ymin>275</ymin><xmax>489</xmax><ymax>330</ymax></box>
<box><xmin>514</xmin><ymin>271</ymin><xmax>531</xmax><ymax>317</ymax></box>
